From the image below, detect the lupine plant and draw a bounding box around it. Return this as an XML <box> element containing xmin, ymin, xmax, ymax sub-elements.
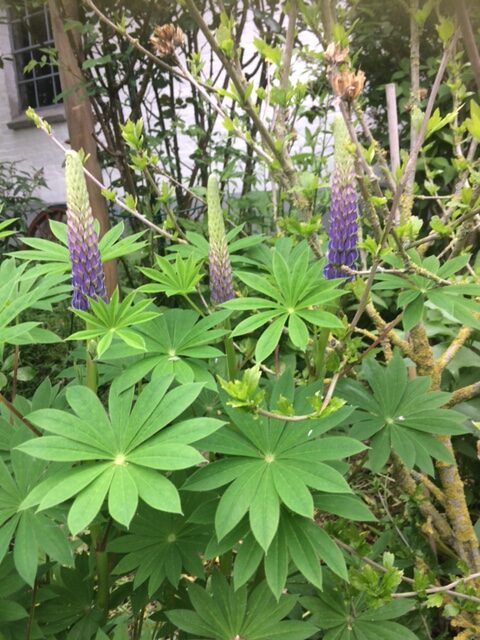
<box><xmin>0</xmin><ymin>2</ymin><xmax>480</xmax><ymax>640</ymax></box>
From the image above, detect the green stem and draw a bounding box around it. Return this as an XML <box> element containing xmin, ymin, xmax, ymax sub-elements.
<box><xmin>85</xmin><ymin>339</ymin><xmax>98</xmax><ymax>393</ymax></box>
<box><xmin>85</xmin><ymin>331</ymin><xmax>108</xmax><ymax>616</ymax></box>
<box><xmin>95</xmin><ymin>549</ymin><xmax>109</xmax><ymax>617</ymax></box>
<box><xmin>25</xmin><ymin>578</ymin><xmax>39</xmax><ymax>640</ymax></box>
<box><xmin>182</xmin><ymin>294</ymin><xmax>205</xmax><ymax>316</ymax></box>
<box><xmin>224</xmin><ymin>319</ymin><xmax>237</xmax><ymax>380</ymax></box>
<box><xmin>313</xmin><ymin>328</ymin><xmax>330</xmax><ymax>382</ymax></box>
<box><xmin>90</xmin><ymin>525</ymin><xmax>110</xmax><ymax>619</ymax></box>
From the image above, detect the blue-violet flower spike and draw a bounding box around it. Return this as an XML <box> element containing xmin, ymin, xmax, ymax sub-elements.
<box><xmin>325</xmin><ymin>116</ymin><xmax>358</xmax><ymax>279</ymax></box>
<box><xmin>65</xmin><ymin>150</ymin><xmax>107</xmax><ymax>310</ymax></box>
<box><xmin>207</xmin><ymin>173</ymin><xmax>234</xmax><ymax>305</ymax></box>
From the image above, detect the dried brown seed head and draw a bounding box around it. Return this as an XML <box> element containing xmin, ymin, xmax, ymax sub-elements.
<box><xmin>150</xmin><ymin>24</ymin><xmax>184</xmax><ymax>58</ymax></box>
<box><xmin>331</xmin><ymin>69</ymin><xmax>365</xmax><ymax>101</ymax></box>
<box><xmin>325</xmin><ymin>42</ymin><xmax>349</xmax><ymax>65</ymax></box>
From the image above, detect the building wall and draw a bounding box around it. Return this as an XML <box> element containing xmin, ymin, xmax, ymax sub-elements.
<box><xmin>0</xmin><ymin>20</ymin><xmax>68</xmax><ymax>205</ymax></box>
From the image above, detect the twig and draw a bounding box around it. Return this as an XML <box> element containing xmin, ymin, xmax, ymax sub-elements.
<box><xmin>334</xmin><ymin>539</ymin><xmax>480</xmax><ymax>604</ymax></box>
<box><xmin>0</xmin><ymin>392</ymin><xmax>42</xmax><ymax>437</ymax></box>
<box><xmin>385</xmin><ymin>83</ymin><xmax>400</xmax><ymax>176</ymax></box>
<box><xmin>445</xmin><ymin>381</ymin><xmax>480</xmax><ymax>408</ymax></box>
<box><xmin>82</xmin><ymin>0</ymin><xmax>187</xmax><ymax>82</ymax></box>
<box><xmin>392</xmin><ymin>572</ymin><xmax>480</xmax><ymax>603</ymax></box>
<box><xmin>432</xmin><ymin>325</ymin><xmax>473</xmax><ymax>388</ymax></box>
<box><xmin>256</xmin><ymin>407</ymin><xmax>316</xmax><ymax>422</ymax></box>
<box><xmin>28</xmin><ymin>111</ymin><xmax>187</xmax><ymax>244</ymax></box>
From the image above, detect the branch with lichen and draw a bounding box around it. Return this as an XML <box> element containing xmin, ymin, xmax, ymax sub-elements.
<box><xmin>446</xmin><ymin>381</ymin><xmax>480</xmax><ymax>408</ymax></box>
<box><xmin>432</xmin><ymin>325</ymin><xmax>474</xmax><ymax>389</ymax></box>
<box><xmin>364</xmin><ymin>302</ymin><xmax>415</xmax><ymax>360</ymax></box>
<box><xmin>409</xmin><ymin>323</ymin><xmax>480</xmax><ymax>573</ymax></box>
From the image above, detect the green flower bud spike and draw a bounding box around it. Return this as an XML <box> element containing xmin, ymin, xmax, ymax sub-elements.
<box><xmin>207</xmin><ymin>174</ymin><xmax>234</xmax><ymax>305</ymax></box>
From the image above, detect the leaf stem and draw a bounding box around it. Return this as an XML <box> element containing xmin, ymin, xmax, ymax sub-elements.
<box><xmin>0</xmin><ymin>392</ymin><xmax>41</xmax><ymax>437</ymax></box>
<box><xmin>182</xmin><ymin>294</ymin><xmax>205</xmax><ymax>317</ymax></box>
<box><xmin>224</xmin><ymin>319</ymin><xmax>237</xmax><ymax>381</ymax></box>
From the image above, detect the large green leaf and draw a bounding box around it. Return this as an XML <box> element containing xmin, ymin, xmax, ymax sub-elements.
<box><xmin>167</xmin><ymin>573</ymin><xmax>316</xmax><ymax>639</ymax></box>
<box><xmin>223</xmin><ymin>240</ymin><xmax>345</xmax><ymax>362</ymax></box>
<box><xmin>18</xmin><ymin>378</ymin><xmax>224</xmax><ymax>531</ymax></box>
<box><xmin>338</xmin><ymin>353</ymin><xmax>467</xmax><ymax>473</ymax></box>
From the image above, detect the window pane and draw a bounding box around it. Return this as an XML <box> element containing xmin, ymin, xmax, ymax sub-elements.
<box><xmin>54</xmin><ymin>74</ymin><xmax>63</xmax><ymax>101</ymax></box>
<box><xmin>18</xmin><ymin>80</ymin><xmax>38</xmax><ymax>108</ymax></box>
<box><xmin>11</xmin><ymin>18</ymin><xmax>30</xmax><ymax>49</ymax></box>
<box><xmin>36</xmin><ymin>76</ymin><xmax>56</xmax><ymax>107</ymax></box>
<box><xmin>10</xmin><ymin>2</ymin><xmax>59</xmax><ymax>109</ymax></box>
<box><xmin>35</xmin><ymin>62</ymin><xmax>54</xmax><ymax>79</ymax></box>
<box><xmin>28</xmin><ymin>11</ymin><xmax>49</xmax><ymax>46</ymax></box>
<box><xmin>15</xmin><ymin>50</ymin><xmax>34</xmax><ymax>80</ymax></box>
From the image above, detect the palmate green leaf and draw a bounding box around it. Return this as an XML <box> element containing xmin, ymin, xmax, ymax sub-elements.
<box><xmin>264</xmin><ymin>525</ymin><xmax>289</xmax><ymax>599</ymax></box>
<box><xmin>271</xmin><ymin>463</ymin><xmax>313</xmax><ymax>518</ymax></box>
<box><xmin>314</xmin><ymin>494</ymin><xmax>376</xmax><ymax>521</ymax></box>
<box><xmin>223</xmin><ymin>240</ymin><xmax>344</xmax><ymax>361</ymax></box>
<box><xmin>214</xmin><ymin>464</ymin><xmax>266</xmax><ymax>542</ymax></box>
<box><xmin>109</xmin><ymin>499</ymin><xmax>208</xmax><ymax>594</ymax></box>
<box><xmin>69</xmin><ymin>289</ymin><xmax>159</xmax><ymax>357</ymax></box>
<box><xmin>13</xmin><ymin>511</ymin><xmax>38</xmax><ymax>586</ymax></box>
<box><xmin>0</xmin><ymin>442</ymin><xmax>74</xmax><ymax>585</ymax></box>
<box><xmin>67</xmin><ymin>467</ymin><xmax>115</xmax><ymax>534</ymax></box>
<box><xmin>338</xmin><ymin>352</ymin><xmax>466</xmax><ymax>474</ymax></box>
<box><xmin>0</xmin><ymin>599</ymin><xmax>28</xmax><ymax>622</ymax></box>
<box><xmin>138</xmin><ymin>254</ymin><xmax>204</xmax><ymax>297</ymax></box>
<box><xmin>108</xmin><ymin>466</ymin><xmax>139</xmax><ymax>527</ymax></box>
<box><xmin>186</xmin><ymin>391</ymin><xmax>364</xmax><ymax>555</ymax></box>
<box><xmin>249</xmin><ymin>466</ymin><xmax>280</xmax><ymax>551</ymax></box>
<box><xmin>303</xmin><ymin>591</ymin><xmax>419</xmax><ymax>640</ymax></box>
<box><xmin>283</xmin><ymin>514</ymin><xmax>323</xmax><ymax>590</ymax></box>
<box><xmin>255</xmin><ymin>315</ymin><xmax>287</xmax><ymax>362</ymax></box>
<box><xmin>0</xmin><ymin>260</ymin><xmax>67</xmax><ymax>346</ymax></box>
<box><xmin>101</xmin><ymin>308</ymin><xmax>226</xmax><ymax>391</ymax></box>
<box><xmin>17</xmin><ymin>377</ymin><xmax>224</xmax><ymax>532</ymax></box>
<box><xmin>167</xmin><ymin>573</ymin><xmax>316</xmax><ymax>640</ymax></box>
<box><xmin>374</xmin><ymin>250</ymin><xmax>480</xmax><ymax>331</ymax></box>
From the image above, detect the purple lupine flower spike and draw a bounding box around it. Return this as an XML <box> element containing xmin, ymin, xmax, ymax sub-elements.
<box><xmin>65</xmin><ymin>150</ymin><xmax>107</xmax><ymax>310</ymax></box>
<box><xmin>325</xmin><ymin>116</ymin><xmax>358</xmax><ymax>279</ymax></box>
<box><xmin>207</xmin><ymin>174</ymin><xmax>234</xmax><ymax>305</ymax></box>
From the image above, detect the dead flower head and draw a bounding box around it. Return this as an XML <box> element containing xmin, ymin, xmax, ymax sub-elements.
<box><xmin>325</xmin><ymin>42</ymin><xmax>349</xmax><ymax>65</ymax></box>
<box><xmin>331</xmin><ymin>69</ymin><xmax>365</xmax><ymax>102</ymax></box>
<box><xmin>150</xmin><ymin>24</ymin><xmax>184</xmax><ymax>58</ymax></box>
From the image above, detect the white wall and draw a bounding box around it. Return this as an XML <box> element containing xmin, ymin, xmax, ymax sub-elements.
<box><xmin>0</xmin><ymin>20</ymin><xmax>68</xmax><ymax>205</ymax></box>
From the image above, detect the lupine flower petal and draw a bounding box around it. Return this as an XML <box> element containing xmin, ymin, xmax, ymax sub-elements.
<box><xmin>207</xmin><ymin>174</ymin><xmax>234</xmax><ymax>305</ymax></box>
<box><xmin>325</xmin><ymin>116</ymin><xmax>358</xmax><ymax>279</ymax></box>
<box><xmin>65</xmin><ymin>150</ymin><xmax>107</xmax><ymax>310</ymax></box>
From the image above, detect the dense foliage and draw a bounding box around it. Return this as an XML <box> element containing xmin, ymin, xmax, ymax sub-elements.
<box><xmin>0</xmin><ymin>1</ymin><xmax>479</xmax><ymax>639</ymax></box>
